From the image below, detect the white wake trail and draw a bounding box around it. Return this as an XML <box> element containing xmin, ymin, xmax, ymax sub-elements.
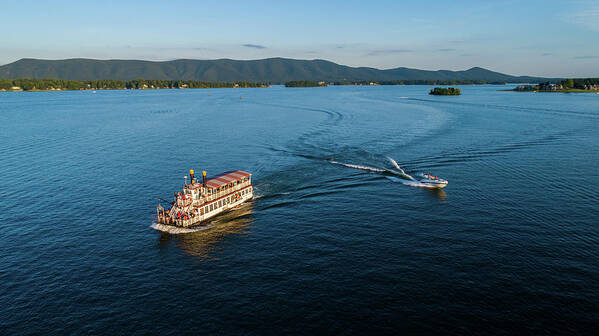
<box><xmin>151</xmin><ymin>223</ymin><xmax>213</xmax><ymax>234</ymax></box>
<box><xmin>386</xmin><ymin>156</ymin><xmax>414</xmax><ymax>180</ymax></box>
<box><xmin>330</xmin><ymin>157</ymin><xmax>446</xmax><ymax>189</ymax></box>
<box><xmin>329</xmin><ymin>160</ymin><xmax>386</xmax><ymax>173</ymax></box>
<box><xmin>330</xmin><ymin>158</ymin><xmax>412</xmax><ymax>180</ymax></box>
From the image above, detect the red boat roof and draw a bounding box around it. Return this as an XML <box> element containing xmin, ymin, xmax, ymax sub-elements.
<box><xmin>205</xmin><ymin>170</ymin><xmax>251</xmax><ymax>189</ymax></box>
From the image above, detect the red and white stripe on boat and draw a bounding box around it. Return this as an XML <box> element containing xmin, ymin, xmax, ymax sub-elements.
<box><xmin>205</xmin><ymin>170</ymin><xmax>251</xmax><ymax>188</ymax></box>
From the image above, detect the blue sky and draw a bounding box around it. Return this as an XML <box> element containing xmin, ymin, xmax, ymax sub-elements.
<box><xmin>2</xmin><ymin>0</ymin><xmax>598</xmax><ymax>76</ymax></box>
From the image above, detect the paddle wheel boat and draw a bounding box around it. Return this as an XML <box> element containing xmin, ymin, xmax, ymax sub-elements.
<box><xmin>154</xmin><ymin>170</ymin><xmax>253</xmax><ymax>228</ymax></box>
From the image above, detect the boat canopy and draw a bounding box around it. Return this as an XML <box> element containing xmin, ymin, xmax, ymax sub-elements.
<box><xmin>205</xmin><ymin>170</ymin><xmax>251</xmax><ymax>189</ymax></box>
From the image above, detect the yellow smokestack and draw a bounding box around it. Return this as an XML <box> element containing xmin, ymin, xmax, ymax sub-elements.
<box><xmin>202</xmin><ymin>171</ymin><xmax>207</xmax><ymax>187</ymax></box>
<box><xmin>189</xmin><ymin>169</ymin><xmax>195</xmax><ymax>183</ymax></box>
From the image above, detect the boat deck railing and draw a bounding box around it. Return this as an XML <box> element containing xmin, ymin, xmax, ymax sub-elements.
<box><xmin>200</xmin><ymin>181</ymin><xmax>251</xmax><ymax>203</ymax></box>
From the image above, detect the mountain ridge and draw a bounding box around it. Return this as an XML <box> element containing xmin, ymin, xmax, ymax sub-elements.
<box><xmin>0</xmin><ymin>58</ymin><xmax>551</xmax><ymax>83</ymax></box>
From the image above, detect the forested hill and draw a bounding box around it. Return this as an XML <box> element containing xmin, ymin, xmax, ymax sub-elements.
<box><xmin>0</xmin><ymin>58</ymin><xmax>550</xmax><ymax>83</ymax></box>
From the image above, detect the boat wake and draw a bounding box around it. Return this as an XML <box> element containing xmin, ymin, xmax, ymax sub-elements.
<box><xmin>330</xmin><ymin>156</ymin><xmax>448</xmax><ymax>189</ymax></box>
<box><xmin>329</xmin><ymin>161</ymin><xmax>386</xmax><ymax>174</ymax></box>
<box><xmin>329</xmin><ymin>157</ymin><xmax>412</xmax><ymax>179</ymax></box>
<box><xmin>386</xmin><ymin>156</ymin><xmax>413</xmax><ymax>179</ymax></box>
<box><xmin>151</xmin><ymin>223</ymin><xmax>213</xmax><ymax>234</ymax></box>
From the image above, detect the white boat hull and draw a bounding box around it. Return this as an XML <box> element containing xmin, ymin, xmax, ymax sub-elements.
<box><xmin>419</xmin><ymin>181</ymin><xmax>448</xmax><ymax>189</ymax></box>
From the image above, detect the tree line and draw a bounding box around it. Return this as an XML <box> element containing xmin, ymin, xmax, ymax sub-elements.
<box><xmin>559</xmin><ymin>78</ymin><xmax>599</xmax><ymax>89</ymax></box>
<box><xmin>284</xmin><ymin>80</ymin><xmax>505</xmax><ymax>87</ymax></box>
<box><xmin>513</xmin><ymin>78</ymin><xmax>599</xmax><ymax>92</ymax></box>
<box><xmin>285</xmin><ymin>81</ymin><xmax>327</xmax><ymax>87</ymax></box>
<box><xmin>0</xmin><ymin>78</ymin><xmax>269</xmax><ymax>91</ymax></box>
<box><xmin>333</xmin><ymin>80</ymin><xmax>507</xmax><ymax>85</ymax></box>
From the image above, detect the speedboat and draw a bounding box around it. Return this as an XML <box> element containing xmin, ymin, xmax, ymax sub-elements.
<box><xmin>416</xmin><ymin>173</ymin><xmax>448</xmax><ymax>189</ymax></box>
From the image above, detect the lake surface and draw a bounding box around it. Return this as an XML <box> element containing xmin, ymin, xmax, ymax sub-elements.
<box><xmin>1</xmin><ymin>86</ymin><xmax>598</xmax><ymax>334</ymax></box>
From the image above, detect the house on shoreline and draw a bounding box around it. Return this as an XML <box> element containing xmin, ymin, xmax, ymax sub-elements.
<box><xmin>538</xmin><ymin>83</ymin><xmax>563</xmax><ymax>91</ymax></box>
<box><xmin>514</xmin><ymin>83</ymin><xmax>563</xmax><ymax>92</ymax></box>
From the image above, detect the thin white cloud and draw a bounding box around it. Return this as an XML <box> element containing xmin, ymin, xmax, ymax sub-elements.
<box><xmin>367</xmin><ymin>49</ymin><xmax>413</xmax><ymax>56</ymax></box>
<box><xmin>567</xmin><ymin>6</ymin><xmax>599</xmax><ymax>31</ymax></box>
<box><xmin>242</xmin><ymin>44</ymin><xmax>266</xmax><ymax>49</ymax></box>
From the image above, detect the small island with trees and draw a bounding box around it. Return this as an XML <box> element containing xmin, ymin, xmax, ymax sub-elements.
<box><xmin>285</xmin><ymin>80</ymin><xmax>328</xmax><ymax>87</ymax></box>
<box><xmin>429</xmin><ymin>87</ymin><xmax>461</xmax><ymax>95</ymax></box>
<box><xmin>511</xmin><ymin>78</ymin><xmax>599</xmax><ymax>93</ymax></box>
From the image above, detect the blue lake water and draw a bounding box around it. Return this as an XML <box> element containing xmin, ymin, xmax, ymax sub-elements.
<box><xmin>1</xmin><ymin>86</ymin><xmax>598</xmax><ymax>334</ymax></box>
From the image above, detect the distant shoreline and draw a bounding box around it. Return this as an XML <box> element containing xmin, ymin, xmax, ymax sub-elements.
<box><xmin>506</xmin><ymin>88</ymin><xmax>599</xmax><ymax>93</ymax></box>
<box><xmin>0</xmin><ymin>79</ymin><xmax>512</xmax><ymax>92</ymax></box>
<box><xmin>285</xmin><ymin>80</ymin><xmax>327</xmax><ymax>87</ymax></box>
<box><xmin>0</xmin><ymin>87</ymin><xmax>269</xmax><ymax>92</ymax></box>
<box><xmin>0</xmin><ymin>79</ymin><xmax>269</xmax><ymax>92</ymax></box>
<box><xmin>507</xmin><ymin>80</ymin><xmax>599</xmax><ymax>93</ymax></box>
